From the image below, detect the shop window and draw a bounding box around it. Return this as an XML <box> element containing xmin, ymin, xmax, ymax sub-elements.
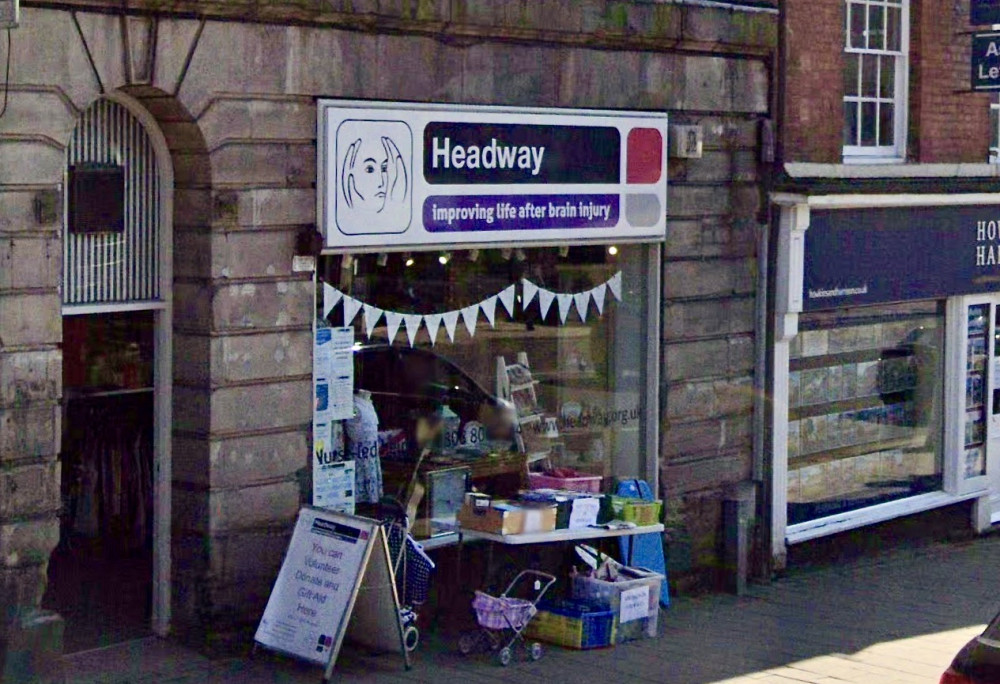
<box><xmin>318</xmin><ymin>246</ymin><xmax>652</xmax><ymax>494</ymax></box>
<box><xmin>788</xmin><ymin>301</ymin><xmax>944</xmax><ymax>525</ymax></box>
<box><xmin>843</xmin><ymin>0</ymin><xmax>908</xmax><ymax>160</ymax></box>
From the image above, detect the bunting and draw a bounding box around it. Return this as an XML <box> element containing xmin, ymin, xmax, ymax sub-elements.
<box><xmin>319</xmin><ymin>271</ymin><xmax>622</xmax><ymax>346</ymax></box>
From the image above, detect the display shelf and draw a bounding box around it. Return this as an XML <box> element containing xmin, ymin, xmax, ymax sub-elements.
<box><xmin>458</xmin><ymin>523</ymin><xmax>664</xmax><ymax>546</ymax></box>
<box><xmin>65</xmin><ymin>387</ymin><xmax>154</xmax><ymax>400</ymax></box>
<box><xmin>789</xmin><ymin>392</ymin><xmax>911</xmax><ymax>421</ymax></box>
<box><xmin>788</xmin><ymin>435</ymin><xmax>926</xmax><ymax>470</ymax></box>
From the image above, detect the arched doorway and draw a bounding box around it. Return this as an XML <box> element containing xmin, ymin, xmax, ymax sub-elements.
<box><xmin>43</xmin><ymin>93</ymin><xmax>173</xmax><ymax>652</ymax></box>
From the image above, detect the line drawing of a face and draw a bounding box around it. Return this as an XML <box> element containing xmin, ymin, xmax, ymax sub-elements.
<box><xmin>335</xmin><ymin>119</ymin><xmax>412</xmax><ymax>236</ymax></box>
<box><xmin>341</xmin><ymin>136</ymin><xmax>408</xmax><ymax>214</ymax></box>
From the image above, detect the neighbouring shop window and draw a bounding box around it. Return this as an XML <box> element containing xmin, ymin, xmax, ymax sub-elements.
<box><xmin>318</xmin><ymin>245</ymin><xmax>652</xmax><ymax>490</ymax></box>
<box><xmin>843</xmin><ymin>0</ymin><xmax>907</xmax><ymax>159</ymax></box>
<box><xmin>788</xmin><ymin>301</ymin><xmax>944</xmax><ymax>525</ymax></box>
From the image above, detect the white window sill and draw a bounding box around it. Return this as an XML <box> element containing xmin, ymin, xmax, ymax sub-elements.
<box><xmin>842</xmin><ymin>156</ymin><xmax>905</xmax><ymax>165</ymax></box>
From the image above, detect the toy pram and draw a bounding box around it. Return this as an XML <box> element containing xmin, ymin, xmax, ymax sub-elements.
<box><xmin>458</xmin><ymin>570</ymin><xmax>556</xmax><ymax>667</ymax></box>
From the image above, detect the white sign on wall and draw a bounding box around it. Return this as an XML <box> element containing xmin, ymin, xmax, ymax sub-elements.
<box><xmin>318</xmin><ymin>101</ymin><xmax>668</xmax><ymax>252</ymax></box>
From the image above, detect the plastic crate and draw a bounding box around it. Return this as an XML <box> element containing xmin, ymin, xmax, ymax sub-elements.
<box><xmin>622</xmin><ymin>500</ymin><xmax>662</xmax><ymax>526</ymax></box>
<box><xmin>528</xmin><ymin>472</ymin><xmax>602</xmax><ymax>493</ymax></box>
<box><xmin>570</xmin><ymin>568</ymin><xmax>663</xmax><ymax>643</ymax></box>
<box><xmin>524</xmin><ymin>600</ymin><xmax>615</xmax><ymax>650</ymax></box>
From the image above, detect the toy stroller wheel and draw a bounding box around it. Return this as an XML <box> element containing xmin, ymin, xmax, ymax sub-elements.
<box><xmin>498</xmin><ymin>647</ymin><xmax>512</xmax><ymax>667</ymax></box>
<box><xmin>458</xmin><ymin>632</ymin><xmax>478</xmax><ymax>655</ymax></box>
<box><xmin>529</xmin><ymin>642</ymin><xmax>543</xmax><ymax>661</ymax></box>
<box><xmin>403</xmin><ymin>625</ymin><xmax>419</xmax><ymax>652</ymax></box>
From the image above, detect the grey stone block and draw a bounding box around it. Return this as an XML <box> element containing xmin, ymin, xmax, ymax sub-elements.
<box><xmin>663</xmin><ymin>258</ymin><xmax>755</xmax><ymax>300</ymax></box>
<box><xmin>235</xmin><ymin>188</ymin><xmax>316</xmax><ymax>228</ymax></box>
<box><xmin>665</xmin><ymin>376</ymin><xmax>753</xmax><ymax>422</ymax></box>
<box><xmin>0</xmin><ymin>518</ymin><xmax>59</xmax><ymax>568</ymax></box>
<box><xmin>0</xmin><ymin>350</ymin><xmax>62</xmax><ymax>408</ymax></box>
<box><xmin>212</xmin><ymin>279</ymin><xmax>313</xmax><ymax>330</ymax></box>
<box><xmin>0</xmin><ymin>461</ymin><xmax>60</xmax><ymax>519</ymax></box>
<box><xmin>209</xmin><ymin>142</ymin><xmax>315</xmax><ymax>187</ymax></box>
<box><xmin>74</xmin><ymin>12</ymin><xmax>127</xmax><ymax>93</ymax></box>
<box><xmin>173</xmin><ymin>428</ymin><xmax>308</xmax><ymax>488</ymax></box>
<box><xmin>0</xmin><ymin>405</ymin><xmax>59</xmax><ymax>463</ymax></box>
<box><xmin>0</xmin><ymin>141</ymin><xmax>65</xmax><ymax>186</ymax></box>
<box><xmin>662</xmin><ymin>415</ymin><xmax>752</xmax><ymax>459</ymax></box>
<box><xmin>173</xmin><ymin>480</ymin><xmax>300</xmax><ymax>534</ymax></box>
<box><xmin>210</xmin><ymin>230</ymin><xmax>299</xmax><ymax>281</ymax></box>
<box><xmin>0</xmin><ymin>90</ymin><xmax>77</xmax><ymax>148</ymax></box>
<box><xmin>209</xmin><ymin>378</ymin><xmax>311</xmax><ymax>433</ymax></box>
<box><xmin>668</xmin><ymin>185</ymin><xmax>732</xmax><ymax>218</ymax></box>
<box><xmin>666</xmin><ymin>339</ymin><xmax>730</xmax><ymax>383</ymax></box>
<box><xmin>172</xmin><ymin>333</ymin><xmax>212</xmax><ymax>386</ymax></box>
<box><xmin>10</xmin><ymin>8</ymin><xmax>100</xmax><ymax>110</ymax></box>
<box><xmin>212</xmin><ymin>329</ymin><xmax>311</xmax><ymax>384</ymax></box>
<box><xmin>0</xmin><ymin>236</ymin><xmax>60</xmax><ymax>292</ymax></box>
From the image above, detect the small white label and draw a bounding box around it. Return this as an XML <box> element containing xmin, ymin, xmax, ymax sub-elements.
<box><xmin>523</xmin><ymin>509</ymin><xmax>543</xmax><ymax>533</ymax></box>
<box><xmin>619</xmin><ymin>585</ymin><xmax>650</xmax><ymax>623</ymax></box>
<box><xmin>292</xmin><ymin>255</ymin><xmax>316</xmax><ymax>272</ymax></box>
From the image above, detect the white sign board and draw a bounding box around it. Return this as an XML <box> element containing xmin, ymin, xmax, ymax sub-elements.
<box><xmin>619</xmin><ymin>584</ymin><xmax>650</xmax><ymax>624</ymax></box>
<box><xmin>255</xmin><ymin>508</ymin><xmax>408</xmax><ymax>677</ymax></box>
<box><xmin>318</xmin><ymin>101</ymin><xmax>668</xmax><ymax>252</ymax></box>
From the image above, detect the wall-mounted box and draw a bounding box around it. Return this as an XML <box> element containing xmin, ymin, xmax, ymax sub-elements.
<box><xmin>0</xmin><ymin>0</ymin><xmax>19</xmax><ymax>28</ymax></box>
<box><xmin>669</xmin><ymin>125</ymin><xmax>703</xmax><ymax>159</ymax></box>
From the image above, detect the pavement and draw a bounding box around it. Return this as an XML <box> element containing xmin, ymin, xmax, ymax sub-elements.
<box><xmin>50</xmin><ymin>533</ymin><xmax>1000</xmax><ymax>684</ymax></box>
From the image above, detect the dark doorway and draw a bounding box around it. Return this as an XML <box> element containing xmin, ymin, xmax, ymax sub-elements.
<box><xmin>44</xmin><ymin>311</ymin><xmax>156</xmax><ymax>652</ymax></box>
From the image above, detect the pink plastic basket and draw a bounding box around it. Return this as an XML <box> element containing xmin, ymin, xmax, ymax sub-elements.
<box><xmin>528</xmin><ymin>472</ymin><xmax>602</xmax><ymax>493</ymax></box>
<box><xmin>472</xmin><ymin>591</ymin><xmax>537</xmax><ymax>630</ymax></box>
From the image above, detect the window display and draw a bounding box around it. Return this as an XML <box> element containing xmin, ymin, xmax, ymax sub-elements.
<box><xmin>788</xmin><ymin>301</ymin><xmax>944</xmax><ymax>524</ymax></box>
<box><xmin>316</xmin><ymin>245</ymin><xmax>652</xmax><ymax>534</ymax></box>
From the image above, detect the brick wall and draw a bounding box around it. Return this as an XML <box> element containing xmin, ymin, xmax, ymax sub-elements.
<box><xmin>782</xmin><ymin>0</ymin><xmax>992</xmax><ymax>164</ymax></box>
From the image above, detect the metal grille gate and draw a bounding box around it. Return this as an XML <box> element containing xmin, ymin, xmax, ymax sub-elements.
<box><xmin>63</xmin><ymin>98</ymin><xmax>161</xmax><ymax>307</ymax></box>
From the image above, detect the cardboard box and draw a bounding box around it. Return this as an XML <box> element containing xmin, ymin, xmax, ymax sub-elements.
<box><xmin>457</xmin><ymin>500</ymin><xmax>557</xmax><ymax>535</ymax></box>
<box><xmin>458</xmin><ymin>501</ymin><xmax>524</xmax><ymax>535</ymax></box>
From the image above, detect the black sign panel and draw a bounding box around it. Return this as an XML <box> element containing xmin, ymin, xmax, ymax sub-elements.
<box><xmin>972</xmin><ymin>0</ymin><xmax>1000</xmax><ymax>25</ymax></box>
<box><xmin>972</xmin><ymin>33</ymin><xmax>1000</xmax><ymax>90</ymax></box>
<box><xmin>803</xmin><ymin>206</ymin><xmax>1000</xmax><ymax>311</ymax></box>
<box><xmin>423</xmin><ymin>122</ymin><xmax>620</xmax><ymax>185</ymax></box>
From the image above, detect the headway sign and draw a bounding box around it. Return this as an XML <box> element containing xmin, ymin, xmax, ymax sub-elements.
<box><xmin>972</xmin><ymin>0</ymin><xmax>1000</xmax><ymax>25</ymax></box>
<box><xmin>972</xmin><ymin>33</ymin><xmax>1000</xmax><ymax>90</ymax></box>
<box><xmin>317</xmin><ymin>101</ymin><xmax>668</xmax><ymax>252</ymax></box>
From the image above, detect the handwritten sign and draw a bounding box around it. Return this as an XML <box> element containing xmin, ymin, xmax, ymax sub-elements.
<box><xmin>619</xmin><ymin>585</ymin><xmax>650</xmax><ymax>624</ymax></box>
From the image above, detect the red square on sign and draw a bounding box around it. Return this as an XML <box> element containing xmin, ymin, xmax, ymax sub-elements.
<box><xmin>626</xmin><ymin>128</ymin><xmax>663</xmax><ymax>184</ymax></box>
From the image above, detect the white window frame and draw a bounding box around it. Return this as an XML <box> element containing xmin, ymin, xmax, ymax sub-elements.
<box><xmin>843</xmin><ymin>0</ymin><xmax>909</xmax><ymax>162</ymax></box>
<box><xmin>990</xmin><ymin>96</ymin><xmax>1000</xmax><ymax>164</ymax></box>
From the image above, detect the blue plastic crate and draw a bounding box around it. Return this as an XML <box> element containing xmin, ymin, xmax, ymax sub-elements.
<box><xmin>525</xmin><ymin>599</ymin><xmax>616</xmax><ymax>650</ymax></box>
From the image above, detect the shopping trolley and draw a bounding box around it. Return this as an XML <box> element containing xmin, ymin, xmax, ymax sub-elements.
<box><xmin>457</xmin><ymin>570</ymin><xmax>556</xmax><ymax>667</ymax></box>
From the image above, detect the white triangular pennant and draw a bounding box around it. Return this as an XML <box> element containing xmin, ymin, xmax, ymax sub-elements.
<box><xmin>363</xmin><ymin>304</ymin><xmax>383</xmax><ymax>339</ymax></box>
<box><xmin>591</xmin><ymin>283</ymin><xmax>607</xmax><ymax>315</ymax></box>
<box><xmin>442</xmin><ymin>310</ymin><xmax>461</xmax><ymax>343</ymax></box>
<box><xmin>556</xmin><ymin>293</ymin><xmax>573</xmax><ymax>324</ymax></box>
<box><xmin>403</xmin><ymin>314</ymin><xmax>423</xmax><ymax>347</ymax></box>
<box><xmin>522</xmin><ymin>279</ymin><xmax>538</xmax><ymax>309</ymax></box>
<box><xmin>499</xmin><ymin>285</ymin><xmax>516</xmax><ymax>318</ymax></box>
<box><xmin>343</xmin><ymin>296</ymin><xmax>363</xmax><ymax>326</ymax></box>
<box><xmin>424</xmin><ymin>314</ymin><xmax>443</xmax><ymax>346</ymax></box>
<box><xmin>323</xmin><ymin>283</ymin><xmax>342</xmax><ymax>318</ymax></box>
<box><xmin>384</xmin><ymin>311</ymin><xmax>403</xmax><ymax>344</ymax></box>
<box><xmin>573</xmin><ymin>291</ymin><xmax>591</xmax><ymax>322</ymax></box>
<box><xmin>538</xmin><ymin>288</ymin><xmax>555</xmax><ymax>319</ymax></box>
<box><xmin>481</xmin><ymin>296</ymin><xmax>498</xmax><ymax>327</ymax></box>
<box><xmin>607</xmin><ymin>271</ymin><xmax>623</xmax><ymax>301</ymax></box>
<box><xmin>461</xmin><ymin>304</ymin><xmax>479</xmax><ymax>338</ymax></box>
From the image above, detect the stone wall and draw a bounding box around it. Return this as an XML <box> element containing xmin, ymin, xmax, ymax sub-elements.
<box><xmin>0</xmin><ymin>1</ymin><xmax>775</xmax><ymax>647</ymax></box>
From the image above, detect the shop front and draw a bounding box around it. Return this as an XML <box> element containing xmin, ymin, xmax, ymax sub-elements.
<box><xmin>770</xmin><ymin>194</ymin><xmax>1000</xmax><ymax>559</ymax></box>
<box><xmin>308</xmin><ymin>100</ymin><xmax>667</xmax><ymax>614</ymax></box>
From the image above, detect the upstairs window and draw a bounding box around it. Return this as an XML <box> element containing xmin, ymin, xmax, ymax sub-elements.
<box><xmin>843</xmin><ymin>0</ymin><xmax>908</xmax><ymax>160</ymax></box>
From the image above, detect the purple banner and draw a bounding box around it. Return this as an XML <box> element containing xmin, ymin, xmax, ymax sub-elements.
<box><xmin>423</xmin><ymin>194</ymin><xmax>619</xmax><ymax>232</ymax></box>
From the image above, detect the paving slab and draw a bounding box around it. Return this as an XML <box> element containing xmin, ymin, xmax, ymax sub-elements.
<box><xmin>53</xmin><ymin>534</ymin><xmax>1000</xmax><ymax>684</ymax></box>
